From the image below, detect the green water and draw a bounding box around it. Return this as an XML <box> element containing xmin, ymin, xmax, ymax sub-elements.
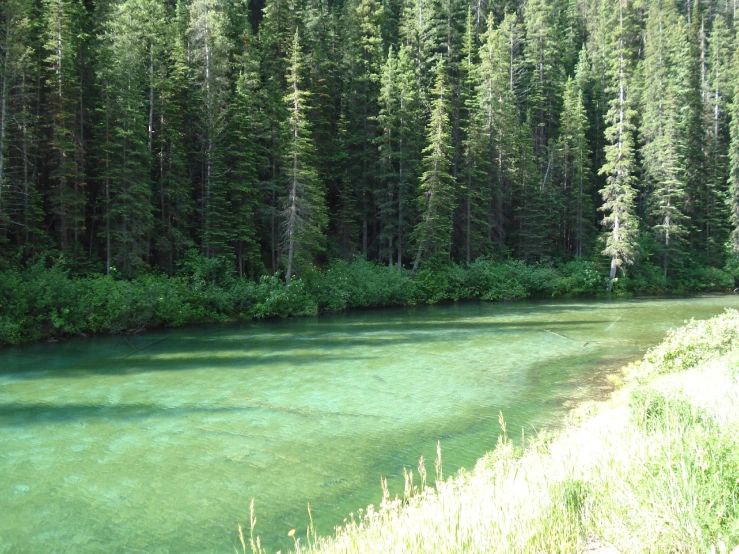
<box><xmin>1</xmin><ymin>295</ymin><xmax>738</xmax><ymax>552</ymax></box>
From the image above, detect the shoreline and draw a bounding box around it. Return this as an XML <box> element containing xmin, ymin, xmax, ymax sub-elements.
<box><xmin>261</xmin><ymin>310</ymin><xmax>739</xmax><ymax>554</ymax></box>
<box><xmin>3</xmin><ymin>288</ymin><xmax>734</xmax><ymax>351</ymax></box>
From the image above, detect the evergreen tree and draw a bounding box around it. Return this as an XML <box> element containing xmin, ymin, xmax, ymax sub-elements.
<box><xmin>376</xmin><ymin>44</ymin><xmax>424</xmax><ymax>268</ymax></box>
<box><xmin>229</xmin><ymin>18</ymin><xmax>264</xmax><ymax>278</ymax></box>
<box><xmin>700</xmin><ymin>14</ymin><xmax>732</xmax><ymax>264</ymax></box>
<box><xmin>556</xmin><ymin>76</ymin><xmax>593</xmax><ymax>257</ymax></box>
<box><xmin>42</xmin><ymin>0</ymin><xmax>89</xmax><ymax>261</ymax></box>
<box><xmin>641</xmin><ymin>0</ymin><xmax>689</xmax><ymax>279</ymax></box>
<box><xmin>471</xmin><ymin>13</ymin><xmax>520</xmax><ymax>257</ymax></box>
<box><xmin>682</xmin><ymin>0</ymin><xmax>707</xmax><ymax>261</ymax></box>
<box><xmin>338</xmin><ymin>0</ymin><xmax>383</xmax><ymax>257</ymax></box>
<box><xmin>151</xmin><ymin>1</ymin><xmax>195</xmax><ymax>274</ymax></box>
<box><xmin>282</xmin><ymin>30</ymin><xmax>327</xmax><ymax>284</ymax></box>
<box><xmin>599</xmin><ymin>0</ymin><xmax>640</xmax><ymax>291</ymax></box>
<box><xmin>523</xmin><ymin>0</ymin><xmax>565</xmax><ymax>158</ymax></box>
<box><xmin>187</xmin><ymin>0</ymin><xmax>234</xmax><ymax>258</ymax></box>
<box><xmin>458</xmin><ymin>8</ymin><xmax>484</xmax><ymax>264</ymax></box>
<box><xmin>0</xmin><ymin>0</ymin><xmax>45</xmax><ymax>254</ymax></box>
<box><xmin>257</xmin><ymin>0</ymin><xmax>297</xmax><ymax>271</ymax></box>
<box><xmin>97</xmin><ymin>0</ymin><xmax>162</xmax><ymax>276</ymax></box>
<box><xmin>727</xmin><ymin>56</ymin><xmax>739</xmax><ymax>255</ymax></box>
<box><xmin>515</xmin><ymin>114</ymin><xmax>550</xmax><ymax>261</ymax></box>
<box><xmin>412</xmin><ymin>58</ymin><xmax>455</xmax><ymax>271</ymax></box>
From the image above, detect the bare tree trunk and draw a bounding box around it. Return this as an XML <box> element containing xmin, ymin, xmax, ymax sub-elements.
<box><xmin>466</xmin><ymin>192</ymin><xmax>471</xmax><ymax>264</ymax></box>
<box><xmin>148</xmin><ymin>46</ymin><xmax>154</xmax><ymax>155</ymax></box>
<box><xmin>607</xmin><ymin>259</ymin><xmax>617</xmax><ymax>292</ymax></box>
<box><xmin>0</xmin><ymin>36</ymin><xmax>8</xmax><ymax>219</ymax></box>
<box><xmin>411</xmin><ymin>243</ymin><xmax>423</xmax><ymax>275</ymax></box>
<box><xmin>285</xmin><ymin>72</ymin><xmax>301</xmax><ymax>286</ymax></box>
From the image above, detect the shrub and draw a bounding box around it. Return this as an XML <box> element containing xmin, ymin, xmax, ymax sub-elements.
<box><xmin>643</xmin><ymin>310</ymin><xmax>739</xmax><ymax>374</ymax></box>
<box><xmin>555</xmin><ymin>260</ymin><xmax>606</xmax><ymax>295</ymax></box>
<box><xmin>465</xmin><ymin>259</ymin><xmax>531</xmax><ymax>301</ymax></box>
<box><xmin>310</xmin><ymin>258</ymin><xmax>415</xmax><ymax>310</ymax></box>
<box><xmin>249</xmin><ymin>275</ymin><xmax>318</xmax><ymax>318</ymax></box>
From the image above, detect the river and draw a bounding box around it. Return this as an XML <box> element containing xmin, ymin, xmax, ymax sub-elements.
<box><xmin>1</xmin><ymin>294</ymin><xmax>738</xmax><ymax>552</ymax></box>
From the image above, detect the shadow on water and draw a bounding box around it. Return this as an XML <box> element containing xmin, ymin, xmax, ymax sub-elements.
<box><xmin>0</xmin><ymin>402</ymin><xmax>254</xmax><ymax>424</ymax></box>
<box><xmin>0</xmin><ymin>399</ymin><xmax>394</xmax><ymax>425</ymax></box>
<box><xmin>1</xmin><ymin>350</ymin><xmax>381</xmax><ymax>379</ymax></box>
<box><xmin>3</xmin><ymin>317</ymin><xmax>610</xmax><ymax>380</ymax></box>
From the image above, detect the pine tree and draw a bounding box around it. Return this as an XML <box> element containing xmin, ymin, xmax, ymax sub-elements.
<box><xmin>641</xmin><ymin>0</ymin><xmax>689</xmax><ymax>279</ymax></box>
<box><xmin>556</xmin><ymin>76</ymin><xmax>593</xmax><ymax>257</ymax></box>
<box><xmin>700</xmin><ymin>14</ymin><xmax>732</xmax><ymax>264</ymax></box>
<box><xmin>338</xmin><ymin>0</ymin><xmax>383</xmax><ymax>257</ymax></box>
<box><xmin>376</xmin><ymin>44</ymin><xmax>424</xmax><ymax>268</ymax></box>
<box><xmin>398</xmin><ymin>0</ymin><xmax>440</xmax><ymax>97</ymax></box>
<box><xmin>458</xmin><ymin>8</ymin><xmax>484</xmax><ymax>264</ymax></box>
<box><xmin>151</xmin><ymin>1</ymin><xmax>195</xmax><ymax>274</ymax></box>
<box><xmin>0</xmin><ymin>0</ymin><xmax>45</xmax><ymax>253</ymax></box>
<box><xmin>282</xmin><ymin>30</ymin><xmax>327</xmax><ymax>284</ymax></box>
<box><xmin>0</xmin><ymin>0</ymin><xmax>22</xmax><ymax>238</ymax></box>
<box><xmin>258</xmin><ymin>0</ymin><xmax>298</xmax><ymax>272</ymax></box>
<box><xmin>304</xmin><ymin>0</ymin><xmax>342</xmax><ymax>226</ymax></box>
<box><xmin>523</xmin><ymin>0</ymin><xmax>565</xmax><ymax>158</ymax></box>
<box><xmin>599</xmin><ymin>0</ymin><xmax>640</xmax><ymax>291</ymax></box>
<box><xmin>187</xmin><ymin>0</ymin><xmax>234</xmax><ymax>258</ymax></box>
<box><xmin>412</xmin><ymin>58</ymin><xmax>456</xmax><ymax>271</ymax></box>
<box><xmin>515</xmin><ymin>114</ymin><xmax>550</xmax><ymax>261</ymax></box>
<box><xmin>727</xmin><ymin>56</ymin><xmax>739</xmax><ymax>255</ymax></box>
<box><xmin>97</xmin><ymin>0</ymin><xmax>162</xmax><ymax>276</ymax></box>
<box><xmin>682</xmin><ymin>0</ymin><xmax>707</xmax><ymax>261</ymax></box>
<box><xmin>471</xmin><ymin>14</ymin><xmax>520</xmax><ymax>257</ymax></box>
<box><xmin>42</xmin><ymin>0</ymin><xmax>88</xmax><ymax>261</ymax></box>
<box><xmin>229</xmin><ymin>19</ymin><xmax>264</xmax><ymax>278</ymax></box>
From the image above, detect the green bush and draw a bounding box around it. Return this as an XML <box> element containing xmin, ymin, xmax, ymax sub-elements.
<box><xmin>312</xmin><ymin>258</ymin><xmax>415</xmax><ymax>310</ymax></box>
<box><xmin>643</xmin><ymin>310</ymin><xmax>739</xmax><ymax>374</ymax></box>
<box><xmin>0</xmin><ymin>255</ymin><xmax>736</xmax><ymax>347</ymax></box>
<box><xmin>555</xmin><ymin>260</ymin><xmax>607</xmax><ymax>295</ymax></box>
<box><xmin>464</xmin><ymin>259</ymin><xmax>529</xmax><ymax>301</ymax></box>
<box><xmin>684</xmin><ymin>265</ymin><xmax>734</xmax><ymax>291</ymax></box>
<box><xmin>248</xmin><ymin>275</ymin><xmax>318</xmax><ymax>318</ymax></box>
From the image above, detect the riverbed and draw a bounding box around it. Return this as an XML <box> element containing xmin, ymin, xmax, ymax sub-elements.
<box><xmin>1</xmin><ymin>295</ymin><xmax>737</xmax><ymax>552</ymax></box>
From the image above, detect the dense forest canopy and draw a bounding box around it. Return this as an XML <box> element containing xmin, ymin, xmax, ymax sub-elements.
<box><xmin>2</xmin><ymin>0</ymin><xmax>739</xmax><ymax>286</ymax></box>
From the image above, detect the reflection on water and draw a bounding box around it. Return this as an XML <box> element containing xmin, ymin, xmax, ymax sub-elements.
<box><xmin>1</xmin><ymin>295</ymin><xmax>738</xmax><ymax>552</ymax></box>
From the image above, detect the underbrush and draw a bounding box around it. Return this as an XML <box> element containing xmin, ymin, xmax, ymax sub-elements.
<box><xmin>241</xmin><ymin>311</ymin><xmax>739</xmax><ymax>554</ymax></box>
<box><xmin>0</xmin><ymin>253</ymin><xmax>734</xmax><ymax>346</ymax></box>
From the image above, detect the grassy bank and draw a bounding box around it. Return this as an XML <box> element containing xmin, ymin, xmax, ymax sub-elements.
<box><xmin>250</xmin><ymin>311</ymin><xmax>739</xmax><ymax>553</ymax></box>
<box><xmin>1</xmin><ymin>254</ymin><xmax>736</xmax><ymax>346</ymax></box>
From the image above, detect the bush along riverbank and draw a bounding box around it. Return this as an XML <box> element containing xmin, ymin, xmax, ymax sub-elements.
<box><xmin>244</xmin><ymin>311</ymin><xmax>739</xmax><ymax>554</ymax></box>
<box><xmin>1</xmin><ymin>253</ymin><xmax>737</xmax><ymax>346</ymax></box>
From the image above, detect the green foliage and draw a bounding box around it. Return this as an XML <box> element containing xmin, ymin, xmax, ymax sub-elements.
<box><xmin>555</xmin><ymin>260</ymin><xmax>606</xmax><ymax>295</ymax></box>
<box><xmin>643</xmin><ymin>309</ymin><xmax>739</xmax><ymax>375</ymax></box>
<box><xmin>247</xmin><ymin>275</ymin><xmax>319</xmax><ymax>318</ymax></box>
<box><xmin>309</xmin><ymin>258</ymin><xmax>415</xmax><ymax>311</ymax></box>
<box><xmin>1</xmin><ymin>256</ymin><xmax>736</xmax><ymax>347</ymax></box>
<box><xmin>629</xmin><ymin>388</ymin><xmax>706</xmax><ymax>432</ymax></box>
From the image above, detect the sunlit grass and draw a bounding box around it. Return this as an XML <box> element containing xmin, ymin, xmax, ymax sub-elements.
<box><xmin>242</xmin><ymin>310</ymin><xmax>739</xmax><ymax>554</ymax></box>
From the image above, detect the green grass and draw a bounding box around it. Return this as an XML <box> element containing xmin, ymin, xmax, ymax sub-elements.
<box><xmin>244</xmin><ymin>310</ymin><xmax>739</xmax><ymax>553</ymax></box>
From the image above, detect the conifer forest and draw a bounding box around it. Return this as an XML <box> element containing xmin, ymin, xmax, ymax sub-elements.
<box><xmin>3</xmin><ymin>0</ymin><xmax>739</xmax><ymax>296</ymax></box>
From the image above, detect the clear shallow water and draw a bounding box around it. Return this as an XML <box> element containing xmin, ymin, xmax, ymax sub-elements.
<box><xmin>1</xmin><ymin>295</ymin><xmax>738</xmax><ymax>553</ymax></box>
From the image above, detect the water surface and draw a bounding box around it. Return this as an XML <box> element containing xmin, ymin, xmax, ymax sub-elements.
<box><xmin>2</xmin><ymin>295</ymin><xmax>738</xmax><ymax>552</ymax></box>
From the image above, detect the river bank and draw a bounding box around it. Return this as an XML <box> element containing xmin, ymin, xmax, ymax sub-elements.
<box><xmin>264</xmin><ymin>310</ymin><xmax>739</xmax><ymax>554</ymax></box>
<box><xmin>1</xmin><ymin>256</ymin><xmax>735</xmax><ymax>346</ymax></box>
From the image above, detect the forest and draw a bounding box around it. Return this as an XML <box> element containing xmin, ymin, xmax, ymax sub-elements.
<box><xmin>2</xmin><ymin>0</ymin><xmax>739</xmax><ymax>342</ymax></box>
